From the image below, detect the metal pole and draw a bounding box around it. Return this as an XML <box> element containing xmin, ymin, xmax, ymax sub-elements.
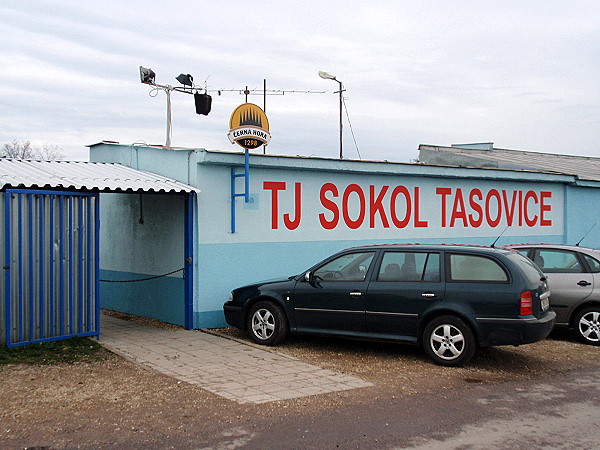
<box><xmin>165</xmin><ymin>87</ymin><xmax>172</xmax><ymax>147</ymax></box>
<box><xmin>337</xmin><ymin>80</ymin><xmax>343</xmax><ymax>159</ymax></box>
<box><xmin>263</xmin><ymin>78</ymin><xmax>267</xmax><ymax>154</ymax></box>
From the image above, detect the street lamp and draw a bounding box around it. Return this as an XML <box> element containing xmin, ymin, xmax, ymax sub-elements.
<box><xmin>319</xmin><ymin>71</ymin><xmax>345</xmax><ymax>159</ymax></box>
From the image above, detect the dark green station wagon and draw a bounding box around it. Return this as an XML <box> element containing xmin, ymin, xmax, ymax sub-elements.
<box><xmin>224</xmin><ymin>244</ymin><xmax>556</xmax><ymax>366</ymax></box>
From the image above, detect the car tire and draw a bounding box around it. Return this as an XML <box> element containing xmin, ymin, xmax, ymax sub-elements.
<box><xmin>423</xmin><ymin>315</ymin><xmax>476</xmax><ymax>367</ymax></box>
<box><xmin>247</xmin><ymin>301</ymin><xmax>288</xmax><ymax>346</ymax></box>
<box><xmin>573</xmin><ymin>306</ymin><xmax>600</xmax><ymax>346</ymax></box>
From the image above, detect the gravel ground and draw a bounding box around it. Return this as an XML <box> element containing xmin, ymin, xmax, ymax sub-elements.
<box><xmin>2</xmin><ymin>313</ymin><xmax>599</xmax><ymax>449</ymax></box>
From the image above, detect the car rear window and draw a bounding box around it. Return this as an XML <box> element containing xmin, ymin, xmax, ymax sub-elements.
<box><xmin>507</xmin><ymin>252</ymin><xmax>545</xmax><ymax>284</ymax></box>
<box><xmin>448</xmin><ymin>254</ymin><xmax>508</xmax><ymax>282</ymax></box>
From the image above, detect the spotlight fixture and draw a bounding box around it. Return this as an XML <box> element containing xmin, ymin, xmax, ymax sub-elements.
<box><xmin>139</xmin><ymin>66</ymin><xmax>156</xmax><ymax>84</ymax></box>
<box><xmin>139</xmin><ymin>66</ymin><xmax>212</xmax><ymax>147</ymax></box>
<box><xmin>194</xmin><ymin>93</ymin><xmax>212</xmax><ymax>115</ymax></box>
<box><xmin>176</xmin><ymin>73</ymin><xmax>194</xmax><ymax>87</ymax></box>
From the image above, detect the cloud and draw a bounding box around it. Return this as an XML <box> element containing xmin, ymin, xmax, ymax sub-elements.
<box><xmin>0</xmin><ymin>1</ymin><xmax>598</xmax><ymax>162</ymax></box>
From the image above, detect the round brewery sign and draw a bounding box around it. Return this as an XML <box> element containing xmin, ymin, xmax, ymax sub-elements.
<box><xmin>227</xmin><ymin>103</ymin><xmax>271</xmax><ymax>150</ymax></box>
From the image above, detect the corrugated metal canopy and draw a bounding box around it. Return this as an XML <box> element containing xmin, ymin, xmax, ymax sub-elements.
<box><xmin>0</xmin><ymin>159</ymin><xmax>197</xmax><ymax>193</ymax></box>
<box><xmin>419</xmin><ymin>145</ymin><xmax>600</xmax><ymax>182</ymax></box>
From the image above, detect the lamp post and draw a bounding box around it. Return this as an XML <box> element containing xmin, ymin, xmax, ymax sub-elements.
<box><xmin>319</xmin><ymin>71</ymin><xmax>345</xmax><ymax>159</ymax></box>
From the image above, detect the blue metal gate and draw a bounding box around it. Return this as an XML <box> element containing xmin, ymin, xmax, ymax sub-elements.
<box><xmin>4</xmin><ymin>189</ymin><xmax>100</xmax><ymax>347</ymax></box>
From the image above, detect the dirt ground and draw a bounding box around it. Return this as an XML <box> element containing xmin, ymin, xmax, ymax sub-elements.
<box><xmin>1</xmin><ymin>320</ymin><xmax>599</xmax><ymax>449</ymax></box>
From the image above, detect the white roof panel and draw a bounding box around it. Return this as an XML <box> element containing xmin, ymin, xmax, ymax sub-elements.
<box><xmin>0</xmin><ymin>159</ymin><xmax>197</xmax><ymax>193</ymax></box>
<box><xmin>419</xmin><ymin>145</ymin><xmax>600</xmax><ymax>182</ymax></box>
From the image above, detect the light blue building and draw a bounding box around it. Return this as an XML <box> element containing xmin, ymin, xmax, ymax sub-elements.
<box><xmin>88</xmin><ymin>141</ymin><xmax>600</xmax><ymax>330</ymax></box>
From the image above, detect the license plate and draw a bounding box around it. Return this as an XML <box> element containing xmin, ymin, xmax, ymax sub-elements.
<box><xmin>541</xmin><ymin>297</ymin><xmax>549</xmax><ymax>311</ymax></box>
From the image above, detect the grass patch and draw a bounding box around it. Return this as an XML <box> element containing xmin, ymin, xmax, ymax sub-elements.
<box><xmin>0</xmin><ymin>337</ymin><xmax>111</xmax><ymax>365</ymax></box>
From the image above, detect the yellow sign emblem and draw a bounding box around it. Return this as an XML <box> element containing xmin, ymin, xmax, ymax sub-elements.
<box><xmin>228</xmin><ymin>103</ymin><xmax>271</xmax><ymax>150</ymax></box>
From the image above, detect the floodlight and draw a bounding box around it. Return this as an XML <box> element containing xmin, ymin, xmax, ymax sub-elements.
<box><xmin>176</xmin><ymin>73</ymin><xmax>194</xmax><ymax>87</ymax></box>
<box><xmin>139</xmin><ymin>66</ymin><xmax>156</xmax><ymax>84</ymax></box>
<box><xmin>318</xmin><ymin>70</ymin><xmax>336</xmax><ymax>80</ymax></box>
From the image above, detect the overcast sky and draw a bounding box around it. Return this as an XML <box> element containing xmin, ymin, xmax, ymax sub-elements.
<box><xmin>1</xmin><ymin>1</ymin><xmax>598</xmax><ymax>162</ymax></box>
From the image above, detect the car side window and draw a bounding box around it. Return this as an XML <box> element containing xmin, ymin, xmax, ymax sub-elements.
<box><xmin>533</xmin><ymin>249</ymin><xmax>583</xmax><ymax>273</ymax></box>
<box><xmin>313</xmin><ymin>252</ymin><xmax>375</xmax><ymax>281</ymax></box>
<box><xmin>449</xmin><ymin>254</ymin><xmax>508</xmax><ymax>282</ymax></box>
<box><xmin>378</xmin><ymin>252</ymin><xmax>440</xmax><ymax>282</ymax></box>
<box><xmin>582</xmin><ymin>254</ymin><xmax>600</xmax><ymax>273</ymax></box>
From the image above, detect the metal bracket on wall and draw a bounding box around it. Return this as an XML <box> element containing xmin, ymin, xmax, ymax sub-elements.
<box><xmin>230</xmin><ymin>149</ymin><xmax>250</xmax><ymax>233</ymax></box>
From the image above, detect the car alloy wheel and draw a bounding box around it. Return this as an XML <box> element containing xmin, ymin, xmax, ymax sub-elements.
<box><xmin>252</xmin><ymin>308</ymin><xmax>275</xmax><ymax>340</ymax></box>
<box><xmin>247</xmin><ymin>301</ymin><xmax>288</xmax><ymax>346</ymax></box>
<box><xmin>575</xmin><ymin>307</ymin><xmax>600</xmax><ymax>345</ymax></box>
<box><xmin>423</xmin><ymin>315</ymin><xmax>476</xmax><ymax>367</ymax></box>
<box><xmin>430</xmin><ymin>324</ymin><xmax>465</xmax><ymax>359</ymax></box>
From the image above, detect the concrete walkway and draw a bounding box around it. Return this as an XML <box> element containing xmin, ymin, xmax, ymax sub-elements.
<box><xmin>99</xmin><ymin>315</ymin><xmax>373</xmax><ymax>404</ymax></box>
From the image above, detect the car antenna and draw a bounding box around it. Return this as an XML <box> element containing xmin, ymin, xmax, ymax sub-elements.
<box><xmin>575</xmin><ymin>223</ymin><xmax>596</xmax><ymax>247</ymax></box>
<box><xmin>490</xmin><ymin>226</ymin><xmax>509</xmax><ymax>248</ymax></box>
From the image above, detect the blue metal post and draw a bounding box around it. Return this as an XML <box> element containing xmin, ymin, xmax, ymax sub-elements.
<box><xmin>49</xmin><ymin>195</ymin><xmax>55</xmax><ymax>336</ymax></box>
<box><xmin>87</xmin><ymin>196</ymin><xmax>93</xmax><ymax>332</ymax></box>
<box><xmin>5</xmin><ymin>193</ymin><xmax>12</xmax><ymax>346</ymax></box>
<box><xmin>28</xmin><ymin>195</ymin><xmax>34</xmax><ymax>341</ymax></box>
<box><xmin>17</xmin><ymin>194</ymin><xmax>23</xmax><ymax>343</ymax></box>
<box><xmin>231</xmin><ymin>149</ymin><xmax>251</xmax><ymax>233</ymax></box>
<box><xmin>68</xmin><ymin>196</ymin><xmax>74</xmax><ymax>335</ymax></box>
<box><xmin>231</xmin><ymin>167</ymin><xmax>237</xmax><ymax>234</ymax></box>
<box><xmin>78</xmin><ymin>196</ymin><xmax>84</xmax><ymax>333</ymax></box>
<box><xmin>95</xmin><ymin>194</ymin><xmax>100</xmax><ymax>336</ymax></box>
<box><xmin>184</xmin><ymin>192</ymin><xmax>195</xmax><ymax>329</ymax></box>
<box><xmin>59</xmin><ymin>195</ymin><xmax>65</xmax><ymax>336</ymax></box>
<box><xmin>244</xmin><ymin>149</ymin><xmax>250</xmax><ymax>203</ymax></box>
<box><xmin>39</xmin><ymin>195</ymin><xmax>45</xmax><ymax>339</ymax></box>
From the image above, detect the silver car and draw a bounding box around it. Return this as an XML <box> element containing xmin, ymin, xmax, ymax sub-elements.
<box><xmin>505</xmin><ymin>244</ymin><xmax>600</xmax><ymax>345</ymax></box>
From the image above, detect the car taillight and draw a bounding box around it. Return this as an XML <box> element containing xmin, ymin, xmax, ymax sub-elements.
<box><xmin>520</xmin><ymin>290</ymin><xmax>533</xmax><ymax>315</ymax></box>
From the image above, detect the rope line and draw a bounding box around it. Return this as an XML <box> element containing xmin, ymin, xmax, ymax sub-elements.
<box><xmin>100</xmin><ymin>268</ymin><xmax>184</xmax><ymax>283</ymax></box>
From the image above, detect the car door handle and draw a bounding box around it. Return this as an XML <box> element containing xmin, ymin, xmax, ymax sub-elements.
<box><xmin>577</xmin><ymin>280</ymin><xmax>592</xmax><ymax>287</ymax></box>
<box><xmin>350</xmin><ymin>291</ymin><xmax>363</xmax><ymax>297</ymax></box>
<box><xmin>421</xmin><ymin>292</ymin><xmax>436</xmax><ymax>298</ymax></box>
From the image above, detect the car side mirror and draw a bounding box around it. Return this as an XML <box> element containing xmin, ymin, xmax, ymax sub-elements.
<box><xmin>304</xmin><ymin>271</ymin><xmax>312</xmax><ymax>282</ymax></box>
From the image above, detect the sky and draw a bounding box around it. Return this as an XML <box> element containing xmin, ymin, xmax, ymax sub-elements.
<box><xmin>1</xmin><ymin>1</ymin><xmax>599</xmax><ymax>162</ymax></box>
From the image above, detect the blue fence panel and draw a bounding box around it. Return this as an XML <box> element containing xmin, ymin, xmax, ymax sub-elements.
<box><xmin>4</xmin><ymin>190</ymin><xmax>100</xmax><ymax>347</ymax></box>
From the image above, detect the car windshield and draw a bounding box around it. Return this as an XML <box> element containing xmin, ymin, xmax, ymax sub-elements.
<box><xmin>507</xmin><ymin>252</ymin><xmax>544</xmax><ymax>284</ymax></box>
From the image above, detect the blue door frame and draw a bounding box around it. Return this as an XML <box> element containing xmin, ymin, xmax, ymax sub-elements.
<box><xmin>184</xmin><ymin>192</ymin><xmax>195</xmax><ymax>329</ymax></box>
<box><xmin>4</xmin><ymin>189</ymin><xmax>100</xmax><ymax>347</ymax></box>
